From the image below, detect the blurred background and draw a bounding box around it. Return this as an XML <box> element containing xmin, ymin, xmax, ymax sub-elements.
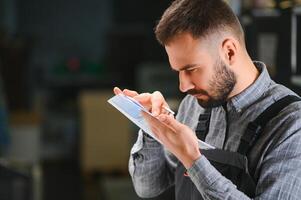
<box><xmin>1</xmin><ymin>0</ymin><xmax>301</xmax><ymax>199</ymax></box>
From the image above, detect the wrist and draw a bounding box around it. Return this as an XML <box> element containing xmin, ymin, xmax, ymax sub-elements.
<box><xmin>182</xmin><ymin>149</ymin><xmax>202</xmax><ymax>169</ymax></box>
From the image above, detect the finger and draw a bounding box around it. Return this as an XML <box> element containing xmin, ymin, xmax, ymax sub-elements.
<box><xmin>151</xmin><ymin>91</ymin><xmax>166</xmax><ymax>116</ymax></box>
<box><xmin>134</xmin><ymin>93</ymin><xmax>152</xmax><ymax>110</ymax></box>
<box><xmin>113</xmin><ymin>87</ymin><xmax>123</xmax><ymax>95</ymax></box>
<box><xmin>123</xmin><ymin>89</ymin><xmax>139</xmax><ymax>97</ymax></box>
<box><xmin>141</xmin><ymin>111</ymin><xmax>165</xmax><ymax>133</ymax></box>
<box><xmin>157</xmin><ymin>114</ymin><xmax>182</xmax><ymax>132</ymax></box>
<box><xmin>134</xmin><ymin>93</ymin><xmax>151</xmax><ymax>102</ymax></box>
<box><xmin>142</xmin><ymin>112</ymin><xmax>174</xmax><ymax>144</ymax></box>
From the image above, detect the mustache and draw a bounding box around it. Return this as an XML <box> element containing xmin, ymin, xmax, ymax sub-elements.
<box><xmin>187</xmin><ymin>89</ymin><xmax>209</xmax><ymax>96</ymax></box>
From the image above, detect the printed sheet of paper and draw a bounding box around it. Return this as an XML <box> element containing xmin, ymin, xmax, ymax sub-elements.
<box><xmin>108</xmin><ymin>94</ymin><xmax>215</xmax><ymax>149</ymax></box>
<box><xmin>108</xmin><ymin>94</ymin><xmax>161</xmax><ymax>142</ymax></box>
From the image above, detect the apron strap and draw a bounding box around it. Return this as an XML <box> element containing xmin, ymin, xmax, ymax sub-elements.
<box><xmin>238</xmin><ymin>95</ymin><xmax>301</xmax><ymax>155</ymax></box>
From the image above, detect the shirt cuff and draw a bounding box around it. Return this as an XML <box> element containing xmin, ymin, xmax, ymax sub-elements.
<box><xmin>130</xmin><ymin>129</ymin><xmax>161</xmax><ymax>155</ymax></box>
<box><xmin>187</xmin><ymin>155</ymin><xmax>221</xmax><ymax>187</ymax></box>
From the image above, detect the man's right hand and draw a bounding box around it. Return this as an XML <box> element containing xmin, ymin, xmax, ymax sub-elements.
<box><xmin>113</xmin><ymin>87</ymin><xmax>170</xmax><ymax>117</ymax></box>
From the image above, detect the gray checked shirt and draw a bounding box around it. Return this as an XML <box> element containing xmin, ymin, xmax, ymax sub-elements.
<box><xmin>129</xmin><ymin>62</ymin><xmax>301</xmax><ymax>199</ymax></box>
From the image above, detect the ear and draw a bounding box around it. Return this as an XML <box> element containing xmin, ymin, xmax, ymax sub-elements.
<box><xmin>221</xmin><ymin>37</ymin><xmax>238</xmax><ymax>66</ymax></box>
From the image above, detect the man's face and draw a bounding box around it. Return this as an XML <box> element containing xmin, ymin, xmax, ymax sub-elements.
<box><xmin>165</xmin><ymin>33</ymin><xmax>237</xmax><ymax>108</ymax></box>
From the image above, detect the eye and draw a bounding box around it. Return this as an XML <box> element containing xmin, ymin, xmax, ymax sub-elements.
<box><xmin>185</xmin><ymin>67</ymin><xmax>199</xmax><ymax>74</ymax></box>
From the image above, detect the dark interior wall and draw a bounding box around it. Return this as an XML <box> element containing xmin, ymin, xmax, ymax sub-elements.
<box><xmin>0</xmin><ymin>0</ymin><xmax>175</xmax><ymax>109</ymax></box>
<box><xmin>0</xmin><ymin>0</ymin><xmax>114</xmax><ymax>110</ymax></box>
<box><xmin>0</xmin><ymin>0</ymin><xmax>17</xmax><ymax>35</ymax></box>
<box><xmin>113</xmin><ymin>0</ymin><xmax>171</xmax><ymax>24</ymax></box>
<box><xmin>13</xmin><ymin>0</ymin><xmax>172</xmax><ymax>89</ymax></box>
<box><xmin>16</xmin><ymin>0</ymin><xmax>113</xmax><ymax>67</ymax></box>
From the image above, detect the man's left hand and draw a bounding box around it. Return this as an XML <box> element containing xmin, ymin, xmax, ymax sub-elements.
<box><xmin>142</xmin><ymin>112</ymin><xmax>201</xmax><ymax>169</ymax></box>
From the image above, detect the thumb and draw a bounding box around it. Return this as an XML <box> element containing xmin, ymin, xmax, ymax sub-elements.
<box><xmin>158</xmin><ymin>114</ymin><xmax>182</xmax><ymax>132</ymax></box>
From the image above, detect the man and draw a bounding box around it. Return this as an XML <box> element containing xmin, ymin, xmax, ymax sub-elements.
<box><xmin>114</xmin><ymin>0</ymin><xmax>301</xmax><ymax>199</ymax></box>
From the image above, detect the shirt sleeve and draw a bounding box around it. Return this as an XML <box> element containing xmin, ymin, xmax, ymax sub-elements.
<box><xmin>187</xmin><ymin>123</ymin><xmax>301</xmax><ymax>200</ymax></box>
<box><xmin>128</xmin><ymin>130</ymin><xmax>176</xmax><ymax>198</ymax></box>
<box><xmin>187</xmin><ymin>155</ymin><xmax>251</xmax><ymax>200</ymax></box>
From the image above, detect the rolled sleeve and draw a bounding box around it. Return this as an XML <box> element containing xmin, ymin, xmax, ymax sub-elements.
<box><xmin>186</xmin><ymin>155</ymin><xmax>250</xmax><ymax>200</ymax></box>
<box><xmin>128</xmin><ymin>130</ymin><xmax>174</xmax><ymax>198</ymax></box>
<box><xmin>130</xmin><ymin>130</ymin><xmax>162</xmax><ymax>155</ymax></box>
<box><xmin>187</xmin><ymin>155</ymin><xmax>221</xmax><ymax>187</ymax></box>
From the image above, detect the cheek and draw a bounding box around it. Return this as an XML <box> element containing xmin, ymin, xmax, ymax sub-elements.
<box><xmin>191</xmin><ymin>70</ymin><xmax>210</xmax><ymax>89</ymax></box>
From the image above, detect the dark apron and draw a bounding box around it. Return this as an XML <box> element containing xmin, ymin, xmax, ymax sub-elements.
<box><xmin>175</xmin><ymin>149</ymin><xmax>256</xmax><ymax>199</ymax></box>
<box><xmin>174</xmin><ymin>95</ymin><xmax>301</xmax><ymax>200</ymax></box>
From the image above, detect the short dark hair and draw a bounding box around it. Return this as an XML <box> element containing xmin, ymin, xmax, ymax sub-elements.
<box><xmin>155</xmin><ymin>0</ymin><xmax>244</xmax><ymax>45</ymax></box>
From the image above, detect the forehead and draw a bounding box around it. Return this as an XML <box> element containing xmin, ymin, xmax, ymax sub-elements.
<box><xmin>165</xmin><ymin>33</ymin><xmax>216</xmax><ymax>70</ymax></box>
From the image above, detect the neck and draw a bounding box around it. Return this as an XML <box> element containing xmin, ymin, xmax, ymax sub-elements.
<box><xmin>228</xmin><ymin>54</ymin><xmax>259</xmax><ymax>98</ymax></box>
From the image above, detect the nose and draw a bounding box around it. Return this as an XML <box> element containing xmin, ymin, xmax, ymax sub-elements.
<box><xmin>179</xmin><ymin>71</ymin><xmax>194</xmax><ymax>93</ymax></box>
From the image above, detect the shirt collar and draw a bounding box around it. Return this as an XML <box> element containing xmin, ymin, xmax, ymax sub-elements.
<box><xmin>228</xmin><ymin>61</ymin><xmax>272</xmax><ymax>113</ymax></box>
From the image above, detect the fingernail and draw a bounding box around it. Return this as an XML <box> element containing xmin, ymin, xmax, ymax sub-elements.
<box><xmin>153</xmin><ymin>110</ymin><xmax>158</xmax><ymax>116</ymax></box>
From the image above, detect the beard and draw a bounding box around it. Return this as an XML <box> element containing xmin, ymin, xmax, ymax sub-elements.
<box><xmin>188</xmin><ymin>59</ymin><xmax>237</xmax><ymax>108</ymax></box>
